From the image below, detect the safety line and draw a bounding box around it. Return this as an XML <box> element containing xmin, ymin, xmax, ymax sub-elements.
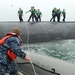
<box><xmin>25</xmin><ymin>22</ymin><xmax>37</xmax><ymax>75</ymax></box>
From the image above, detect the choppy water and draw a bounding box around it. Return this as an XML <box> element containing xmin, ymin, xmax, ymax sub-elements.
<box><xmin>23</xmin><ymin>39</ymin><xmax>75</xmax><ymax>63</ymax></box>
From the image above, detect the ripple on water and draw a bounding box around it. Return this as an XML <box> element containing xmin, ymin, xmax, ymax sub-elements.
<box><xmin>23</xmin><ymin>39</ymin><xmax>75</xmax><ymax>63</ymax></box>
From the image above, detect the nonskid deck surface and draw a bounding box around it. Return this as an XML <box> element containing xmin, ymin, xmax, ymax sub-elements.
<box><xmin>18</xmin><ymin>63</ymin><xmax>60</xmax><ymax>75</ymax></box>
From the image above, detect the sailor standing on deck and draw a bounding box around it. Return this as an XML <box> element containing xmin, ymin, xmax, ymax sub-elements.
<box><xmin>25</xmin><ymin>6</ymin><xmax>37</xmax><ymax>22</ymax></box>
<box><xmin>18</xmin><ymin>8</ymin><xmax>23</xmax><ymax>22</ymax></box>
<box><xmin>36</xmin><ymin>9</ymin><xmax>42</xmax><ymax>22</ymax></box>
<box><xmin>57</xmin><ymin>8</ymin><xmax>61</xmax><ymax>22</ymax></box>
<box><xmin>0</xmin><ymin>27</ymin><xmax>30</xmax><ymax>75</ymax></box>
<box><xmin>62</xmin><ymin>9</ymin><xmax>66</xmax><ymax>22</ymax></box>
<box><xmin>50</xmin><ymin>8</ymin><xmax>57</xmax><ymax>22</ymax></box>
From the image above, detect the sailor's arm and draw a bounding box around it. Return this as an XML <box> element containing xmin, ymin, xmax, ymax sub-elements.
<box><xmin>10</xmin><ymin>37</ymin><xmax>31</xmax><ymax>62</ymax></box>
<box><xmin>25</xmin><ymin>10</ymin><xmax>31</xmax><ymax>13</ymax></box>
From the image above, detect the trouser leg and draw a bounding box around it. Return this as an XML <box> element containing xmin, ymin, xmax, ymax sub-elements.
<box><xmin>21</xmin><ymin>16</ymin><xmax>23</xmax><ymax>22</ymax></box>
<box><xmin>38</xmin><ymin>16</ymin><xmax>41</xmax><ymax>22</ymax></box>
<box><xmin>50</xmin><ymin>17</ymin><xmax>53</xmax><ymax>21</ymax></box>
<box><xmin>19</xmin><ymin>14</ymin><xmax>23</xmax><ymax>22</ymax></box>
<box><xmin>32</xmin><ymin>15</ymin><xmax>37</xmax><ymax>22</ymax></box>
<box><xmin>19</xmin><ymin>16</ymin><xmax>21</xmax><ymax>22</ymax></box>
<box><xmin>32</xmin><ymin>16</ymin><xmax>34</xmax><ymax>22</ymax></box>
<box><xmin>50</xmin><ymin>15</ymin><xmax>54</xmax><ymax>21</ymax></box>
<box><xmin>36</xmin><ymin>17</ymin><xmax>38</xmax><ymax>22</ymax></box>
<box><xmin>63</xmin><ymin>15</ymin><xmax>65</xmax><ymax>22</ymax></box>
<box><xmin>35</xmin><ymin>15</ymin><xmax>37</xmax><ymax>22</ymax></box>
<box><xmin>53</xmin><ymin>16</ymin><xmax>55</xmax><ymax>22</ymax></box>
<box><xmin>28</xmin><ymin>14</ymin><xmax>33</xmax><ymax>22</ymax></box>
<box><xmin>0</xmin><ymin>64</ymin><xmax>6</xmax><ymax>75</ymax></box>
<box><xmin>8</xmin><ymin>62</ymin><xmax>18</xmax><ymax>75</ymax></box>
<box><xmin>57</xmin><ymin>14</ymin><xmax>60</xmax><ymax>22</ymax></box>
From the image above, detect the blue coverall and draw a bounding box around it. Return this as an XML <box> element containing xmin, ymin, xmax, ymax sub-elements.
<box><xmin>0</xmin><ymin>36</ymin><xmax>26</xmax><ymax>75</ymax></box>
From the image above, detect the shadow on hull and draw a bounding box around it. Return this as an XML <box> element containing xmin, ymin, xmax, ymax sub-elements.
<box><xmin>0</xmin><ymin>21</ymin><xmax>75</xmax><ymax>43</ymax></box>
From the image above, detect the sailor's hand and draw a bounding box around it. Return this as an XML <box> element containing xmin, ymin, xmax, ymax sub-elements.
<box><xmin>25</xmin><ymin>55</ymin><xmax>31</xmax><ymax>62</ymax></box>
<box><xmin>25</xmin><ymin>12</ymin><xmax>28</xmax><ymax>13</ymax></box>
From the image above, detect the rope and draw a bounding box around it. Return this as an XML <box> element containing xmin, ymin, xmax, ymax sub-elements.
<box><xmin>25</xmin><ymin>23</ymin><xmax>37</xmax><ymax>75</ymax></box>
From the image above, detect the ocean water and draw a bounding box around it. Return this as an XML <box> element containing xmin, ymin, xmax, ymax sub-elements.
<box><xmin>23</xmin><ymin>39</ymin><xmax>75</xmax><ymax>63</ymax></box>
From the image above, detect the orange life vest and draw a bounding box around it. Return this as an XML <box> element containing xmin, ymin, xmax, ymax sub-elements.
<box><xmin>0</xmin><ymin>32</ymin><xmax>22</xmax><ymax>61</ymax></box>
<box><xmin>0</xmin><ymin>32</ymin><xmax>22</xmax><ymax>45</ymax></box>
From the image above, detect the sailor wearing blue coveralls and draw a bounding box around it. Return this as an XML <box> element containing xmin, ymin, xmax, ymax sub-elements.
<box><xmin>0</xmin><ymin>27</ymin><xmax>31</xmax><ymax>75</ymax></box>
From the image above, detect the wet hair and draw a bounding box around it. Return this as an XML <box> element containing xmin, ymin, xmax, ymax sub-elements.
<box><xmin>12</xmin><ymin>27</ymin><xmax>21</xmax><ymax>36</ymax></box>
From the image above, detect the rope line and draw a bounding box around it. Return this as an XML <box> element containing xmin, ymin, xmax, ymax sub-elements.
<box><xmin>25</xmin><ymin>23</ymin><xmax>37</xmax><ymax>75</ymax></box>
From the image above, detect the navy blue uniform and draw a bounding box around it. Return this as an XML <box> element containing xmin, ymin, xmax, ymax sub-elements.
<box><xmin>0</xmin><ymin>36</ymin><xmax>26</xmax><ymax>75</ymax></box>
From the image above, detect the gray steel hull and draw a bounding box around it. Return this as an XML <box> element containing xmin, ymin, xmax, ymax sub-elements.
<box><xmin>0</xmin><ymin>21</ymin><xmax>75</xmax><ymax>43</ymax></box>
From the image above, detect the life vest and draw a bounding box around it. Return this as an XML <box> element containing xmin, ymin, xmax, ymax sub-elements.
<box><xmin>0</xmin><ymin>32</ymin><xmax>22</xmax><ymax>61</ymax></box>
<box><xmin>0</xmin><ymin>32</ymin><xmax>22</xmax><ymax>46</ymax></box>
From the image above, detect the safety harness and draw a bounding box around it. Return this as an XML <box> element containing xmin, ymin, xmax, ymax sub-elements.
<box><xmin>0</xmin><ymin>32</ymin><xmax>22</xmax><ymax>61</ymax></box>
